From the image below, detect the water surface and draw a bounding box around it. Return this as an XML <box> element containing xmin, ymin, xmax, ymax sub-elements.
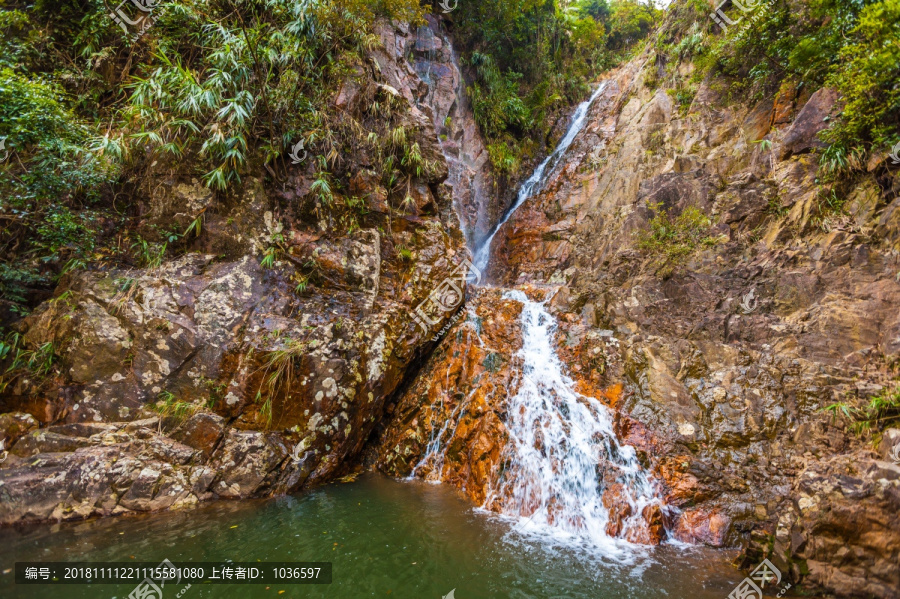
<box><xmin>0</xmin><ymin>474</ymin><xmax>744</xmax><ymax>598</ymax></box>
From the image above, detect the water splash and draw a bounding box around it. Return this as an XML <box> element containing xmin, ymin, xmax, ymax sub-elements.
<box><xmin>472</xmin><ymin>81</ymin><xmax>610</xmax><ymax>273</ymax></box>
<box><xmin>482</xmin><ymin>290</ymin><xmax>664</xmax><ymax>552</ymax></box>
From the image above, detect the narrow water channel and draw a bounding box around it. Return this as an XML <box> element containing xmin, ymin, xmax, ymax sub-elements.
<box><xmin>0</xmin><ymin>474</ymin><xmax>744</xmax><ymax>598</ymax></box>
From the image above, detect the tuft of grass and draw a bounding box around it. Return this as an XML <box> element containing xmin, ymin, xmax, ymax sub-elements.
<box><xmin>260</xmin><ymin>247</ymin><xmax>277</xmax><ymax>269</ymax></box>
<box><xmin>295</xmin><ymin>275</ymin><xmax>310</xmax><ymax>294</ymax></box>
<box><xmin>636</xmin><ymin>202</ymin><xmax>718</xmax><ymax>267</ymax></box>
<box><xmin>253</xmin><ymin>339</ymin><xmax>308</xmax><ymax>428</ymax></box>
<box><xmin>152</xmin><ymin>391</ymin><xmax>200</xmax><ymax>429</ymax></box>
<box><xmin>824</xmin><ymin>383</ymin><xmax>900</xmax><ymax>435</ymax></box>
<box><xmin>397</xmin><ymin>245</ymin><xmax>413</xmax><ymax>262</ymax></box>
<box><xmin>0</xmin><ymin>335</ymin><xmax>56</xmax><ymax>392</ymax></box>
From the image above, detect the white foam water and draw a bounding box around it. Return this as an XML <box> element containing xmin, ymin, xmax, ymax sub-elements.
<box><xmin>472</xmin><ymin>80</ymin><xmax>609</xmax><ymax>273</ymax></box>
<box><xmin>481</xmin><ymin>290</ymin><xmax>664</xmax><ymax>554</ymax></box>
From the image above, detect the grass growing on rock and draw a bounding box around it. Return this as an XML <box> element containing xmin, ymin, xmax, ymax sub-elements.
<box><xmin>635</xmin><ymin>202</ymin><xmax>719</xmax><ymax>271</ymax></box>
<box><xmin>654</xmin><ymin>0</ymin><xmax>900</xmax><ymax>177</ymax></box>
<box><xmin>825</xmin><ymin>383</ymin><xmax>900</xmax><ymax>436</ymax></box>
<box><xmin>252</xmin><ymin>338</ymin><xmax>310</xmax><ymax>428</ymax></box>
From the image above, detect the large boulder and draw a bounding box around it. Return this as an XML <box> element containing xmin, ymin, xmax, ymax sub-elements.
<box><xmin>778</xmin><ymin>87</ymin><xmax>841</xmax><ymax>159</ymax></box>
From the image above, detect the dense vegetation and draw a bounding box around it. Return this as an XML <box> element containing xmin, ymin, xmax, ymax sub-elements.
<box><xmin>0</xmin><ymin>0</ymin><xmax>661</xmax><ymax>320</ymax></box>
<box><xmin>652</xmin><ymin>0</ymin><xmax>899</xmax><ymax>176</ymax></box>
<box><xmin>0</xmin><ymin>0</ymin><xmax>897</xmax><ymax>321</ymax></box>
<box><xmin>450</xmin><ymin>0</ymin><xmax>661</xmax><ymax>174</ymax></box>
<box><xmin>0</xmin><ymin>0</ymin><xmax>427</xmax><ymax>316</ymax></box>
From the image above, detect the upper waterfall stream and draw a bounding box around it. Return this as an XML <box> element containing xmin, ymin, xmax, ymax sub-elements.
<box><xmin>472</xmin><ymin>80</ymin><xmax>610</xmax><ymax>273</ymax></box>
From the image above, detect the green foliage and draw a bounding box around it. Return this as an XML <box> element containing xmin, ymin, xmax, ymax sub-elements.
<box><xmin>487</xmin><ymin>139</ymin><xmax>525</xmax><ymax>175</ymax></box>
<box><xmin>453</xmin><ymin>0</ymin><xmax>660</xmax><ymax>174</ymax></box>
<box><xmin>825</xmin><ymin>383</ymin><xmax>900</xmax><ymax>435</ymax></box>
<box><xmin>605</xmin><ymin>0</ymin><xmax>659</xmax><ymax>50</ymax></box>
<box><xmin>120</xmin><ymin>0</ymin><xmax>385</xmax><ymax>189</ymax></box>
<box><xmin>580</xmin><ymin>0</ymin><xmax>612</xmax><ymax>21</ymax></box>
<box><xmin>688</xmin><ymin>0</ymin><xmax>898</xmax><ymax>171</ymax></box>
<box><xmin>467</xmin><ymin>52</ymin><xmax>532</xmax><ymax>139</ymax></box>
<box><xmin>397</xmin><ymin>245</ymin><xmax>414</xmax><ymax>261</ymax></box>
<box><xmin>820</xmin><ymin>0</ymin><xmax>900</xmax><ymax>165</ymax></box>
<box><xmin>667</xmin><ymin>81</ymin><xmax>698</xmax><ymax>115</ymax></box>
<box><xmin>0</xmin><ymin>67</ymin><xmax>120</xmax><ymax>309</ymax></box>
<box><xmin>0</xmin><ymin>264</ymin><xmax>47</xmax><ymax>306</ymax></box>
<box><xmin>0</xmin><ymin>0</ymin><xmax>428</xmax><ymax>311</ymax></box>
<box><xmin>0</xmin><ymin>333</ymin><xmax>56</xmax><ymax>393</ymax></box>
<box><xmin>636</xmin><ymin>202</ymin><xmax>717</xmax><ymax>266</ymax></box>
<box><xmin>130</xmin><ymin>236</ymin><xmax>170</xmax><ymax>269</ymax></box>
<box><xmin>255</xmin><ymin>338</ymin><xmax>310</xmax><ymax>427</ymax></box>
<box><xmin>153</xmin><ymin>391</ymin><xmax>200</xmax><ymax>423</ymax></box>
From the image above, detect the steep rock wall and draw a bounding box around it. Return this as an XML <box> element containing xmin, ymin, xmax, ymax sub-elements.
<box><xmin>375</xmin><ymin>40</ymin><xmax>900</xmax><ymax>599</ymax></box>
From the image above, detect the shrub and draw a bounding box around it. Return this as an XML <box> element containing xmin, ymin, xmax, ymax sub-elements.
<box><xmin>636</xmin><ymin>202</ymin><xmax>717</xmax><ymax>266</ymax></box>
<box><xmin>820</xmin><ymin>0</ymin><xmax>900</xmax><ymax>164</ymax></box>
<box><xmin>825</xmin><ymin>383</ymin><xmax>900</xmax><ymax>435</ymax></box>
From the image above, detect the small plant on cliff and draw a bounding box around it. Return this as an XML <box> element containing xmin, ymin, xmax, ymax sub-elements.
<box><xmin>0</xmin><ymin>332</ymin><xmax>32</xmax><ymax>393</ymax></box>
<box><xmin>294</xmin><ymin>275</ymin><xmax>310</xmax><ymax>294</ymax></box>
<box><xmin>397</xmin><ymin>245</ymin><xmax>414</xmax><ymax>261</ymax></box>
<box><xmin>152</xmin><ymin>391</ymin><xmax>199</xmax><ymax>430</ymax></box>
<box><xmin>254</xmin><ymin>338</ymin><xmax>309</xmax><ymax>427</ymax></box>
<box><xmin>636</xmin><ymin>202</ymin><xmax>717</xmax><ymax>269</ymax></box>
<box><xmin>130</xmin><ymin>236</ymin><xmax>169</xmax><ymax>269</ymax></box>
<box><xmin>825</xmin><ymin>383</ymin><xmax>900</xmax><ymax>435</ymax></box>
<box><xmin>4</xmin><ymin>339</ymin><xmax>55</xmax><ymax>376</ymax></box>
<box><xmin>260</xmin><ymin>246</ymin><xmax>278</xmax><ymax>269</ymax></box>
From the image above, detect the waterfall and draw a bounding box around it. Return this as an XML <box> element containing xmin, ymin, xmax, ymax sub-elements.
<box><xmin>406</xmin><ymin>68</ymin><xmax>666</xmax><ymax>551</ymax></box>
<box><xmin>472</xmin><ymin>80</ymin><xmax>609</xmax><ymax>273</ymax></box>
<box><xmin>481</xmin><ymin>291</ymin><xmax>664</xmax><ymax>551</ymax></box>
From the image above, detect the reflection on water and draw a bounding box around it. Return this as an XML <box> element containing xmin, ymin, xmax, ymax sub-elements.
<box><xmin>0</xmin><ymin>474</ymin><xmax>743</xmax><ymax>598</ymax></box>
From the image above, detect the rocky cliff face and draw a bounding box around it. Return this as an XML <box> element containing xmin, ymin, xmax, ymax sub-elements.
<box><xmin>374</xmin><ymin>38</ymin><xmax>900</xmax><ymax>599</ymax></box>
<box><xmin>0</xmin><ymin>18</ymin><xmax>482</xmax><ymax>524</ymax></box>
<box><xmin>396</xmin><ymin>18</ymin><xmax>499</xmax><ymax>250</ymax></box>
<box><xmin>1</xmin><ymin>11</ymin><xmax>898</xmax><ymax>599</ymax></box>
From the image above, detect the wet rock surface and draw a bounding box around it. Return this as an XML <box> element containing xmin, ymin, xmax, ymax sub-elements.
<box><xmin>490</xmin><ymin>51</ymin><xmax>899</xmax><ymax>598</ymax></box>
<box><xmin>375</xmin><ymin>286</ymin><xmax>665</xmax><ymax>545</ymax></box>
<box><xmin>375</xmin><ymin>17</ymin><xmax>501</xmax><ymax>250</ymax></box>
<box><xmin>376</xmin><ymin>288</ymin><xmax>523</xmax><ymax>503</ymax></box>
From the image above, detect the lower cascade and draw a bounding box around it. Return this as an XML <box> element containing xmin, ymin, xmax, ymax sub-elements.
<box><xmin>483</xmin><ymin>291</ymin><xmax>665</xmax><ymax>547</ymax></box>
<box><xmin>411</xmin><ymin>290</ymin><xmax>668</xmax><ymax>549</ymax></box>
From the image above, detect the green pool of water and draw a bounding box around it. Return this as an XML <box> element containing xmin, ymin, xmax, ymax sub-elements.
<box><xmin>0</xmin><ymin>474</ymin><xmax>745</xmax><ymax>598</ymax></box>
